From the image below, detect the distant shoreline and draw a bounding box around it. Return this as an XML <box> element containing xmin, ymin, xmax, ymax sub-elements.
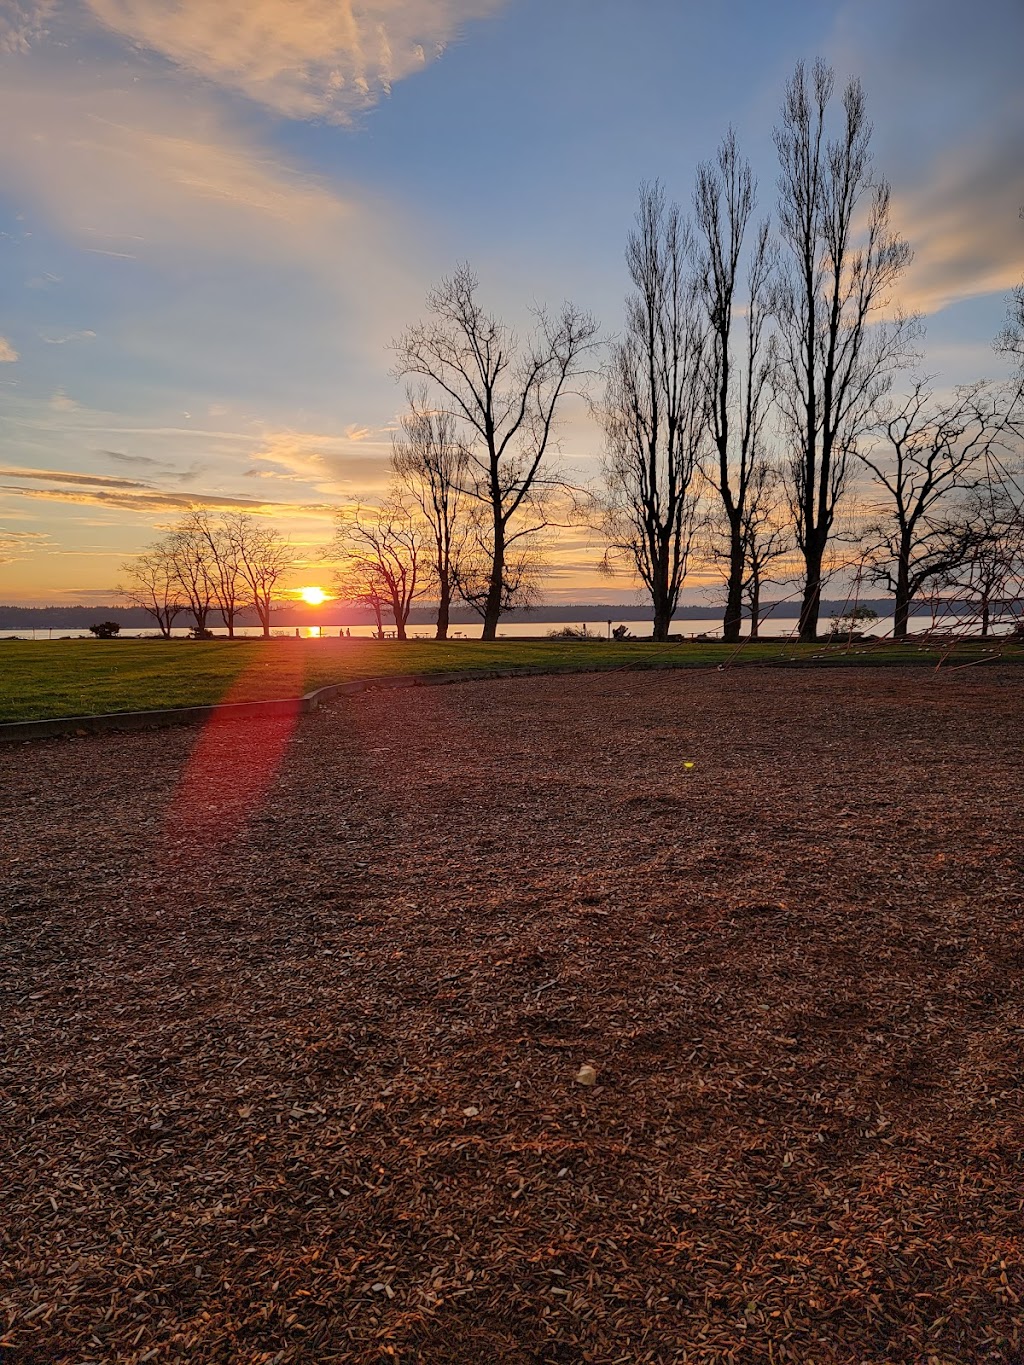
<box><xmin>0</xmin><ymin>599</ymin><xmax>968</xmax><ymax>630</ymax></box>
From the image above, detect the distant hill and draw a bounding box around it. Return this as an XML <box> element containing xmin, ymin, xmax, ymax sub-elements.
<box><xmin>0</xmin><ymin>598</ymin><xmax>948</xmax><ymax>630</ymax></box>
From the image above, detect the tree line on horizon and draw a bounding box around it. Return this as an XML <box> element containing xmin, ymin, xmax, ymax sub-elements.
<box><xmin>121</xmin><ymin>60</ymin><xmax>1024</xmax><ymax>645</ymax></box>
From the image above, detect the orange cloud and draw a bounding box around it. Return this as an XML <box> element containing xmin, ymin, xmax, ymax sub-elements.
<box><xmin>892</xmin><ymin>129</ymin><xmax>1024</xmax><ymax>315</ymax></box>
<box><xmin>0</xmin><ymin>526</ymin><xmax>50</xmax><ymax>564</ymax></box>
<box><xmin>83</xmin><ymin>0</ymin><xmax>505</xmax><ymax>121</ymax></box>
<box><xmin>0</xmin><ymin>336</ymin><xmax>19</xmax><ymax>362</ymax></box>
<box><xmin>246</xmin><ymin>429</ymin><xmax>394</xmax><ymax>493</ymax></box>
<box><xmin>1</xmin><ymin>483</ymin><xmax>334</xmax><ymax>516</ymax></box>
<box><xmin>0</xmin><ymin>464</ymin><xmax>151</xmax><ymax>489</ymax></box>
<box><xmin>0</xmin><ymin>74</ymin><xmax>350</xmax><ymax>255</ymax></box>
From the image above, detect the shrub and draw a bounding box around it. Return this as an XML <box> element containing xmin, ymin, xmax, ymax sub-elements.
<box><xmin>547</xmin><ymin>624</ymin><xmax>602</xmax><ymax>640</ymax></box>
<box><xmin>88</xmin><ymin>621</ymin><xmax>121</xmax><ymax>639</ymax></box>
<box><xmin>828</xmin><ymin>607</ymin><xmax>878</xmax><ymax>639</ymax></box>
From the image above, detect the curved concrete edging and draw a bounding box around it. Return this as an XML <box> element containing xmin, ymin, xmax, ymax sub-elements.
<box><xmin>0</xmin><ymin>659</ymin><xmax>723</xmax><ymax>743</ymax></box>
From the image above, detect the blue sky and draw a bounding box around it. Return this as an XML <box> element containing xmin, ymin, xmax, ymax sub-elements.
<box><xmin>1</xmin><ymin>0</ymin><xmax>1021</xmax><ymax>604</ymax></box>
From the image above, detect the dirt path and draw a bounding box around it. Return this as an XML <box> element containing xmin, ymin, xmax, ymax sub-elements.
<box><xmin>2</xmin><ymin>668</ymin><xmax>1022</xmax><ymax>1363</ymax></box>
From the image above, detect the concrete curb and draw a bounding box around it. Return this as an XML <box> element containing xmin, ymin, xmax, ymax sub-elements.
<box><xmin>0</xmin><ymin>659</ymin><xmax>724</xmax><ymax>743</ymax></box>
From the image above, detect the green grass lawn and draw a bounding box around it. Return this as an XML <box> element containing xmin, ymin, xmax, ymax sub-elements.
<box><xmin>0</xmin><ymin>635</ymin><xmax>1019</xmax><ymax>724</ymax></box>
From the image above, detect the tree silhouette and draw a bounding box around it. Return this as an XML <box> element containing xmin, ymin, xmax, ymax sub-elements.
<box><xmin>394</xmin><ymin>265</ymin><xmax>598</xmax><ymax>640</ymax></box>
<box><xmin>773</xmin><ymin>59</ymin><xmax>916</xmax><ymax>642</ymax></box>
<box><xmin>601</xmin><ymin>184</ymin><xmax>706</xmax><ymax>641</ymax></box>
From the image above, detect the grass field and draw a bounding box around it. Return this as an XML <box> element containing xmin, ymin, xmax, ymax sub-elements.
<box><xmin>0</xmin><ymin>634</ymin><xmax>1020</xmax><ymax>723</ymax></box>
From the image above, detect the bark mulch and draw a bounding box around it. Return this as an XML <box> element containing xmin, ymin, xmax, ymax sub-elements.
<box><xmin>2</xmin><ymin>667</ymin><xmax>1022</xmax><ymax>1364</ymax></box>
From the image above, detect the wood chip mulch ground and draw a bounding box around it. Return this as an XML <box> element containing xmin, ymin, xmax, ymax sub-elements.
<box><xmin>2</xmin><ymin>666</ymin><xmax>1023</xmax><ymax>1364</ymax></box>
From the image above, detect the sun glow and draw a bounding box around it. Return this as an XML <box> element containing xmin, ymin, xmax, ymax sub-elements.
<box><xmin>298</xmin><ymin>585</ymin><xmax>328</xmax><ymax>606</ymax></box>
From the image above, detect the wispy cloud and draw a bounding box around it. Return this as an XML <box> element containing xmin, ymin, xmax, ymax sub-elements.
<box><xmin>1</xmin><ymin>482</ymin><xmax>333</xmax><ymax>515</ymax></box>
<box><xmin>41</xmin><ymin>329</ymin><xmax>96</xmax><ymax>344</ymax></box>
<box><xmin>0</xmin><ymin>525</ymin><xmax>49</xmax><ymax>565</ymax></box>
<box><xmin>0</xmin><ymin>55</ymin><xmax>426</xmax><ymax>351</ymax></box>
<box><xmin>0</xmin><ymin>66</ymin><xmax>354</xmax><ymax>259</ymax></box>
<box><xmin>0</xmin><ymin>464</ymin><xmax>153</xmax><ymax>489</ymax></box>
<box><xmin>892</xmin><ymin>126</ymin><xmax>1024</xmax><ymax>315</ymax></box>
<box><xmin>100</xmin><ymin>449</ymin><xmax>162</xmax><ymax>468</ymax></box>
<box><xmin>96</xmin><ymin>450</ymin><xmax>206</xmax><ymax>485</ymax></box>
<box><xmin>0</xmin><ymin>336</ymin><xmax>19</xmax><ymax>362</ymax></box>
<box><xmin>245</xmin><ymin>428</ymin><xmax>393</xmax><ymax>493</ymax></box>
<box><xmin>0</xmin><ymin>454</ymin><xmax>339</xmax><ymax>519</ymax></box>
<box><xmin>82</xmin><ymin>0</ymin><xmax>505</xmax><ymax>122</ymax></box>
<box><xmin>827</xmin><ymin>0</ymin><xmax>1023</xmax><ymax>319</ymax></box>
<box><xmin>0</xmin><ymin>0</ymin><xmax>54</xmax><ymax>53</ymax></box>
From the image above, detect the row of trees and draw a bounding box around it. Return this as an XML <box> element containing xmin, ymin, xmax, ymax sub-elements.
<box><xmin>120</xmin><ymin>512</ymin><xmax>292</xmax><ymax>637</ymax></box>
<box><xmin>122</xmin><ymin>61</ymin><xmax>1024</xmax><ymax>644</ymax></box>
<box><xmin>339</xmin><ymin>60</ymin><xmax>1022</xmax><ymax>644</ymax></box>
<box><xmin>599</xmin><ymin>62</ymin><xmax>1021</xmax><ymax>641</ymax></box>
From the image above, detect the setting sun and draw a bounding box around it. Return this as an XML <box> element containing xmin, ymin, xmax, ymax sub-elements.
<box><xmin>298</xmin><ymin>586</ymin><xmax>328</xmax><ymax>606</ymax></box>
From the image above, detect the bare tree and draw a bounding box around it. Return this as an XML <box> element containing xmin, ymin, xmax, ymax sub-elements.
<box><xmin>167</xmin><ymin>516</ymin><xmax>217</xmax><ymax>634</ymax></box>
<box><xmin>391</xmin><ymin>394</ymin><xmax>469</xmax><ymax>640</ymax></box>
<box><xmin>455</xmin><ymin>502</ymin><xmax>547</xmax><ymax>621</ymax></box>
<box><xmin>694</xmin><ymin>130</ymin><xmax>776</xmax><ymax>642</ymax></box>
<box><xmin>774</xmin><ymin>59</ymin><xmax>916</xmax><ymax>641</ymax></box>
<box><xmin>331</xmin><ymin>498</ymin><xmax>424</xmax><ymax>641</ymax></box>
<box><xmin>601</xmin><ymin>183</ymin><xmax>707</xmax><ymax>640</ymax></box>
<box><xmin>224</xmin><ymin>514</ymin><xmax>294</xmax><ymax>638</ymax></box>
<box><xmin>997</xmin><ymin>282</ymin><xmax>1024</xmax><ymax>376</ymax></box>
<box><xmin>995</xmin><ymin>281</ymin><xmax>1024</xmax><ymax>446</ymax></box>
<box><xmin>859</xmin><ymin>381</ymin><xmax>1008</xmax><ymax>639</ymax></box>
<box><xmin>333</xmin><ymin>562</ymin><xmax>388</xmax><ymax>639</ymax></box>
<box><xmin>944</xmin><ymin>476</ymin><xmax>1024</xmax><ymax>637</ymax></box>
<box><xmin>703</xmin><ymin>461</ymin><xmax>792</xmax><ymax>637</ymax></box>
<box><xmin>739</xmin><ymin>464</ymin><xmax>793</xmax><ymax>638</ymax></box>
<box><xmin>119</xmin><ymin>544</ymin><xmax>185</xmax><ymax>638</ymax></box>
<box><xmin>393</xmin><ymin>265</ymin><xmax>599</xmax><ymax>640</ymax></box>
<box><xmin>185</xmin><ymin>510</ymin><xmax>245</xmax><ymax>637</ymax></box>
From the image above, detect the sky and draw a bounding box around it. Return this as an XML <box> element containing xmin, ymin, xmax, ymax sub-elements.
<box><xmin>1</xmin><ymin>0</ymin><xmax>1022</xmax><ymax>606</ymax></box>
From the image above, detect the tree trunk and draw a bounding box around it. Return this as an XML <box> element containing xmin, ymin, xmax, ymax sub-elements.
<box><xmin>651</xmin><ymin>558</ymin><xmax>672</xmax><ymax>640</ymax></box>
<box><xmin>981</xmin><ymin>597</ymin><xmax>990</xmax><ymax>638</ymax></box>
<box><xmin>749</xmin><ymin>577</ymin><xmax>761</xmax><ymax>640</ymax></box>
<box><xmin>435</xmin><ymin>568</ymin><xmax>450</xmax><ymax>641</ymax></box>
<box><xmin>798</xmin><ymin>540</ymin><xmax>825</xmax><ymax>643</ymax></box>
<box><xmin>651</xmin><ymin>603</ymin><xmax>672</xmax><ymax>641</ymax></box>
<box><xmin>650</xmin><ymin>542</ymin><xmax>674</xmax><ymax>641</ymax></box>
<box><xmin>722</xmin><ymin>518</ymin><xmax>744</xmax><ymax>643</ymax></box>
<box><xmin>893</xmin><ymin>560</ymin><xmax>912</xmax><ymax>641</ymax></box>
<box><xmin>481</xmin><ymin>525</ymin><xmax>504</xmax><ymax>641</ymax></box>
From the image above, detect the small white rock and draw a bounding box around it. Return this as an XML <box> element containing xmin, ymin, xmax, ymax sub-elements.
<box><xmin>575</xmin><ymin>1064</ymin><xmax>598</xmax><ymax>1087</ymax></box>
<box><xmin>462</xmin><ymin>1105</ymin><xmax>479</xmax><ymax>1117</ymax></box>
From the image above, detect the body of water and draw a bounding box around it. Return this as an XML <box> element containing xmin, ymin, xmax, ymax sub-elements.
<box><xmin>1</xmin><ymin>614</ymin><xmax>1016</xmax><ymax>642</ymax></box>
